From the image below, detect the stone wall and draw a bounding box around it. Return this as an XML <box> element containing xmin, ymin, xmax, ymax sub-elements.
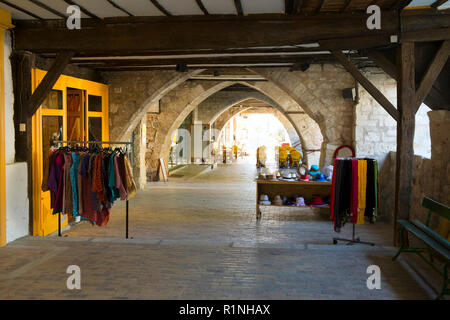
<box><xmin>354</xmin><ymin>68</ymin><xmax>432</xmax><ymax>166</ymax></box>
<box><xmin>379</xmin><ymin>111</ymin><xmax>449</xmax><ymax>240</ymax></box>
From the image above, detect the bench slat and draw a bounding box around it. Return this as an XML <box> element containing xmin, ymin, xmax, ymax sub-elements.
<box><xmin>422</xmin><ymin>197</ymin><xmax>450</xmax><ymax>220</ymax></box>
<box><xmin>398</xmin><ymin>219</ymin><xmax>450</xmax><ymax>260</ymax></box>
<box><xmin>411</xmin><ymin>219</ymin><xmax>450</xmax><ymax>250</ymax></box>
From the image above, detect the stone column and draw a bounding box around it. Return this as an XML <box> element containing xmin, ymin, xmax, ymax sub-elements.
<box><xmin>428</xmin><ymin>110</ymin><xmax>450</xmax><ymax>239</ymax></box>
<box><xmin>132</xmin><ymin>117</ymin><xmax>147</xmax><ymax>190</ymax></box>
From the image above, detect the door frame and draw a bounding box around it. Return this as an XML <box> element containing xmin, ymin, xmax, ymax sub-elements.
<box><xmin>0</xmin><ymin>9</ymin><xmax>13</xmax><ymax>246</ymax></box>
<box><xmin>31</xmin><ymin>69</ymin><xmax>109</xmax><ymax>236</ymax></box>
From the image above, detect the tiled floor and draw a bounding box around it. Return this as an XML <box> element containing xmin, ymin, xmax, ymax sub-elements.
<box><xmin>0</xmin><ymin>162</ymin><xmax>445</xmax><ymax>299</ymax></box>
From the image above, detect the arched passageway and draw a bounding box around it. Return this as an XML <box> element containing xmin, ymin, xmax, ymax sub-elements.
<box><xmin>143</xmin><ymin>80</ymin><xmax>324</xmax><ymax>180</ymax></box>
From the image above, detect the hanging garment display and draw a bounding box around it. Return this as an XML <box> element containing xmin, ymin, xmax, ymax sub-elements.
<box><xmin>330</xmin><ymin>158</ymin><xmax>378</xmax><ymax>232</ymax></box>
<box><xmin>42</xmin><ymin>146</ymin><xmax>136</xmax><ymax>227</ymax></box>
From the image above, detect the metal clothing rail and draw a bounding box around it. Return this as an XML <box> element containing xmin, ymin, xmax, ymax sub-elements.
<box><xmin>53</xmin><ymin>140</ymin><xmax>133</xmax><ymax>239</ymax></box>
<box><xmin>332</xmin><ymin>157</ymin><xmax>377</xmax><ymax>246</ymax></box>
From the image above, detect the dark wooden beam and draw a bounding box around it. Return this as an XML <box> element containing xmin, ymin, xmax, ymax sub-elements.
<box><xmin>149</xmin><ymin>0</ymin><xmax>171</xmax><ymax>16</ymax></box>
<box><xmin>11</xmin><ymin>51</ymin><xmax>33</xmax><ymax>162</ymax></box>
<box><xmin>195</xmin><ymin>0</ymin><xmax>209</xmax><ymax>15</ymax></box>
<box><xmin>366</xmin><ymin>50</ymin><xmax>398</xmax><ymax>79</ymax></box>
<box><xmin>340</xmin><ymin>0</ymin><xmax>352</xmax><ymax>12</ymax></box>
<box><xmin>414</xmin><ymin>40</ymin><xmax>450</xmax><ymax>112</ymax></box>
<box><xmin>106</xmin><ymin>0</ymin><xmax>133</xmax><ymax>16</ymax></box>
<box><xmin>64</xmin><ymin>46</ymin><xmax>328</xmax><ymax>58</ymax></box>
<box><xmin>285</xmin><ymin>0</ymin><xmax>303</xmax><ymax>15</ymax></box>
<box><xmin>366</xmin><ymin>47</ymin><xmax>450</xmax><ymax>110</ymax></box>
<box><xmin>75</xmin><ymin>54</ymin><xmax>336</xmax><ymax>68</ymax></box>
<box><xmin>402</xmin><ymin>27</ymin><xmax>450</xmax><ymax>42</ymax></box>
<box><xmin>292</xmin><ymin>0</ymin><xmax>304</xmax><ymax>14</ymax></box>
<box><xmin>62</xmin><ymin>0</ymin><xmax>101</xmax><ymax>19</ymax></box>
<box><xmin>28</xmin><ymin>0</ymin><xmax>67</xmax><ymax>18</ymax></box>
<box><xmin>394</xmin><ymin>41</ymin><xmax>415</xmax><ymax>246</ymax></box>
<box><xmin>0</xmin><ymin>0</ymin><xmax>43</xmax><ymax>20</ymax></box>
<box><xmin>95</xmin><ymin>65</ymin><xmax>295</xmax><ymax>71</ymax></box>
<box><xmin>28</xmin><ymin>51</ymin><xmax>74</xmax><ymax>117</ymax></box>
<box><xmin>391</xmin><ymin>0</ymin><xmax>413</xmax><ymax>10</ymax></box>
<box><xmin>332</xmin><ymin>49</ymin><xmax>399</xmax><ymax>121</ymax></box>
<box><xmin>319</xmin><ymin>35</ymin><xmax>392</xmax><ymax>50</ymax></box>
<box><xmin>234</xmin><ymin>0</ymin><xmax>243</xmax><ymax>16</ymax></box>
<box><xmin>14</xmin><ymin>12</ymin><xmax>403</xmax><ymax>54</ymax></box>
<box><xmin>431</xmin><ymin>0</ymin><xmax>448</xmax><ymax>7</ymax></box>
<box><xmin>315</xmin><ymin>0</ymin><xmax>326</xmax><ymax>14</ymax></box>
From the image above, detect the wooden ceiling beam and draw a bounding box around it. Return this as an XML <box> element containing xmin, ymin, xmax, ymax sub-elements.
<box><xmin>365</xmin><ymin>47</ymin><xmax>449</xmax><ymax>109</ymax></box>
<box><xmin>14</xmin><ymin>11</ymin><xmax>403</xmax><ymax>54</ymax></box>
<box><xmin>106</xmin><ymin>0</ymin><xmax>133</xmax><ymax>16</ymax></box>
<box><xmin>340</xmin><ymin>0</ymin><xmax>353</xmax><ymax>12</ymax></box>
<box><xmin>0</xmin><ymin>0</ymin><xmax>43</xmax><ymax>20</ymax></box>
<box><xmin>431</xmin><ymin>0</ymin><xmax>448</xmax><ymax>7</ymax></box>
<box><xmin>332</xmin><ymin>49</ymin><xmax>399</xmax><ymax>121</ymax></box>
<box><xmin>390</xmin><ymin>0</ymin><xmax>413</xmax><ymax>10</ymax></box>
<box><xmin>285</xmin><ymin>0</ymin><xmax>304</xmax><ymax>14</ymax></box>
<box><xmin>315</xmin><ymin>0</ymin><xmax>326</xmax><ymax>14</ymax></box>
<box><xmin>195</xmin><ymin>0</ymin><xmax>209</xmax><ymax>15</ymax></box>
<box><xmin>28</xmin><ymin>0</ymin><xmax>67</xmax><ymax>18</ymax></box>
<box><xmin>414</xmin><ymin>40</ymin><xmax>450</xmax><ymax>112</ymax></box>
<box><xmin>62</xmin><ymin>0</ymin><xmax>101</xmax><ymax>20</ymax></box>
<box><xmin>149</xmin><ymin>0</ymin><xmax>171</xmax><ymax>16</ymax></box>
<box><xmin>60</xmin><ymin>47</ymin><xmax>327</xmax><ymax>58</ymax></box>
<box><xmin>234</xmin><ymin>0</ymin><xmax>243</xmax><ymax>16</ymax></box>
<box><xmin>73</xmin><ymin>54</ymin><xmax>336</xmax><ymax>67</ymax></box>
<box><xmin>28</xmin><ymin>51</ymin><xmax>74</xmax><ymax>117</ymax></box>
<box><xmin>95</xmin><ymin>65</ymin><xmax>296</xmax><ymax>71</ymax></box>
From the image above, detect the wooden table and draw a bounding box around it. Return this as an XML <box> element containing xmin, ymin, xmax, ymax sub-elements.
<box><xmin>256</xmin><ymin>180</ymin><xmax>332</xmax><ymax>220</ymax></box>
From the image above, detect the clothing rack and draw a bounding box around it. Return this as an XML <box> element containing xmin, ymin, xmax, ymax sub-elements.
<box><xmin>54</xmin><ymin>140</ymin><xmax>133</xmax><ymax>239</ymax></box>
<box><xmin>333</xmin><ymin>224</ymin><xmax>374</xmax><ymax>246</ymax></box>
<box><xmin>331</xmin><ymin>157</ymin><xmax>377</xmax><ymax>246</ymax></box>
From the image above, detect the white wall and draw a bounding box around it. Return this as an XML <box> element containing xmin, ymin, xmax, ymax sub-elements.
<box><xmin>354</xmin><ymin>68</ymin><xmax>432</xmax><ymax>166</ymax></box>
<box><xmin>4</xmin><ymin>30</ymin><xmax>29</xmax><ymax>243</ymax></box>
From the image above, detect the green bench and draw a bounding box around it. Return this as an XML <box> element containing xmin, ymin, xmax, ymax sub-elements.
<box><xmin>393</xmin><ymin>197</ymin><xmax>449</xmax><ymax>299</ymax></box>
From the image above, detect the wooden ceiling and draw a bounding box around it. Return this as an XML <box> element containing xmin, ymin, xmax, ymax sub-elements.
<box><xmin>1</xmin><ymin>0</ymin><xmax>448</xmax><ymax>20</ymax></box>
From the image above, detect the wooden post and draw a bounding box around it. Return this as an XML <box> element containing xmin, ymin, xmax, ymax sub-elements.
<box><xmin>11</xmin><ymin>51</ymin><xmax>34</xmax><ymax>235</ymax></box>
<box><xmin>394</xmin><ymin>41</ymin><xmax>416</xmax><ymax>246</ymax></box>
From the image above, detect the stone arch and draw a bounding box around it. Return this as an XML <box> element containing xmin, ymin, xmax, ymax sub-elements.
<box><xmin>196</xmin><ymin>84</ymin><xmax>323</xmax><ymax>165</ymax></box>
<box><xmin>145</xmin><ymin>75</ymin><xmax>326</xmax><ymax>179</ymax></box>
<box><xmin>107</xmin><ymin>69</ymin><xmax>204</xmax><ymax>140</ymax></box>
<box><xmin>196</xmin><ymin>92</ymin><xmax>314</xmax><ymax>164</ymax></box>
<box><xmin>213</xmin><ymin>105</ymin><xmax>303</xmax><ymax>160</ymax></box>
<box><xmin>250</xmin><ymin>67</ymin><xmax>356</xmax><ymax>165</ymax></box>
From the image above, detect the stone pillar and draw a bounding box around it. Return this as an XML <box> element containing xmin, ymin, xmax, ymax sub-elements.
<box><xmin>191</xmin><ymin>120</ymin><xmax>203</xmax><ymax>164</ymax></box>
<box><xmin>428</xmin><ymin>110</ymin><xmax>450</xmax><ymax>239</ymax></box>
<box><xmin>132</xmin><ymin>117</ymin><xmax>147</xmax><ymax>190</ymax></box>
<box><xmin>202</xmin><ymin>124</ymin><xmax>211</xmax><ymax>163</ymax></box>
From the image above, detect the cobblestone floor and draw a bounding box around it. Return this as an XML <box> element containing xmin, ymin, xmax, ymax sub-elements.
<box><xmin>0</xmin><ymin>162</ymin><xmax>444</xmax><ymax>299</ymax></box>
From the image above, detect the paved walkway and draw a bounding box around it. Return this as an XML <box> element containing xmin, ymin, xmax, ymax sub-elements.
<box><xmin>0</xmin><ymin>162</ymin><xmax>445</xmax><ymax>299</ymax></box>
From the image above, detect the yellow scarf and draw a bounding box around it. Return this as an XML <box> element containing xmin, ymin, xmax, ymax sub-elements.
<box><xmin>357</xmin><ymin>160</ymin><xmax>367</xmax><ymax>224</ymax></box>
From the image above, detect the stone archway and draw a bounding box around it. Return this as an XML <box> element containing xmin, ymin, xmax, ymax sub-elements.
<box><xmin>195</xmin><ymin>86</ymin><xmax>323</xmax><ymax>165</ymax></box>
<box><xmin>250</xmin><ymin>67</ymin><xmax>356</xmax><ymax>166</ymax></box>
<box><xmin>213</xmin><ymin>105</ymin><xmax>305</xmax><ymax>162</ymax></box>
<box><xmin>145</xmin><ymin>80</ymin><xmax>324</xmax><ymax>180</ymax></box>
<box><xmin>107</xmin><ymin>69</ymin><xmax>204</xmax><ymax>140</ymax></box>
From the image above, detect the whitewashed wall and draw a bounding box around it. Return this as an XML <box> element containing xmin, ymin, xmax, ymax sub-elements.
<box><xmin>4</xmin><ymin>30</ymin><xmax>29</xmax><ymax>243</ymax></box>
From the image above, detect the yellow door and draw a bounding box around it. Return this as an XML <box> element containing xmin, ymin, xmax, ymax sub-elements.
<box><xmin>32</xmin><ymin>69</ymin><xmax>109</xmax><ymax>236</ymax></box>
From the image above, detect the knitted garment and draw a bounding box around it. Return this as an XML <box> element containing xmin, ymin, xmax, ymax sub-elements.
<box><xmin>350</xmin><ymin>160</ymin><xmax>359</xmax><ymax>224</ymax></box>
<box><xmin>124</xmin><ymin>155</ymin><xmax>137</xmax><ymax>200</ymax></box>
<box><xmin>357</xmin><ymin>160</ymin><xmax>367</xmax><ymax>225</ymax></box>
<box><xmin>70</xmin><ymin>153</ymin><xmax>80</xmax><ymax>217</ymax></box>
